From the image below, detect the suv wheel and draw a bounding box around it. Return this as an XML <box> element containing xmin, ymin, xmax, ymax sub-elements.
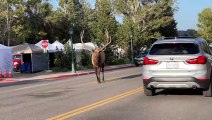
<box><xmin>144</xmin><ymin>87</ymin><xmax>155</xmax><ymax>96</ymax></box>
<box><xmin>203</xmin><ymin>81</ymin><xmax>212</xmax><ymax>97</ymax></box>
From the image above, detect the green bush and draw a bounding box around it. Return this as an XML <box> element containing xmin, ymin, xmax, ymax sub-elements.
<box><xmin>76</xmin><ymin>64</ymin><xmax>93</xmax><ymax>71</ymax></box>
<box><xmin>51</xmin><ymin>67</ymin><xmax>70</xmax><ymax>72</ymax></box>
<box><xmin>80</xmin><ymin>50</ymin><xmax>91</xmax><ymax>67</ymax></box>
<box><xmin>53</xmin><ymin>43</ymin><xmax>76</xmax><ymax>71</ymax></box>
<box><xmin>107</xmin><ymin>57</ymin><xmax>130</xmax><ymax>65</ymax></box>
<box><xmin>51</xmin><ymin>67</ymin><xmax>61</xmax><ymax>72</ymax></box>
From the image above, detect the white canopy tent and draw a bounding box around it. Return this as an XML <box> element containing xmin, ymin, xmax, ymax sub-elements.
<box><xmin>83</xmin><ymin>42</ymin><xmax>97</xmax><ymax>51</ymax></box>
<box><xmin>0</xmin><ymin>44</ymin><xmax>13</xmax><ymax>75</ymax></box>
<box><xmin>67</xmin><ymin>41</ymin><xmax>97</xmax><ymax>52</ymax></box>
<box><xmin>52</xmin><ymin>40</ymin><xmax>65</xmax><ymax>52</ymax></box>
<box><xmin>35</xmin><ymin>40</ymin><xmax>65</xmax><ymax>53</ymax></box>
<box><xmin>35</xmin><ymin>40</ymin><xmax>54</xmax><ymax>53</ymax></box>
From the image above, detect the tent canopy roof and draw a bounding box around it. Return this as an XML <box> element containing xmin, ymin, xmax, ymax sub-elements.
<box><xmin>67</xmin><ymin>41</ymin><xmax>97</xmax><ymax>52</ymax></box>
<box><xmin>0</xmin><ymin>44</ymin><xmax>11</xmax><ymax>49</ymax></box>
<box><xmin>12</xmin><ymin>43</ymin><xmax>43</xmax><ymax>54</ymax></box>
<box><xmin>52</xmin><ymin>40</ymin><xmax>64</xmax><ymax>51</ymax></box>
<box><xmin>35</xmin><ymin>40</ymin><xmax>64</xmax><ymax>53</ymax></box>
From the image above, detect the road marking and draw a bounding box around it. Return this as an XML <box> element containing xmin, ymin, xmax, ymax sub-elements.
<box><xmin>48</xmin><ymin>87</ymin><xmax>144</xmax><ymax>120</ymax></box>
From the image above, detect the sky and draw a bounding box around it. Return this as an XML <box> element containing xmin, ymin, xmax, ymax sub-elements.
<box><xmin>175</xmin><ymin>0</ymin><xmax>212</xmax><ymax>30</ymax></box>
<box><xmin>50</xmin><ymin>0</ymin><xmax>212</xmax><ymax>31</ymax></box>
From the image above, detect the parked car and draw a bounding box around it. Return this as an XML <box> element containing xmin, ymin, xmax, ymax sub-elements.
<box><xmin>142</xmin><ymin>37</ymin><xmax>212</xmax><ymax>97</ymax></box>
<box><xmin>13</xmin><ymin>54</ymin><xmax>22</xmax><ymax>71</ymax></box>
<box><xmin>134</xmin><ymin>49</ymin><xmax>148</xmax><ymax>66</ymax></box>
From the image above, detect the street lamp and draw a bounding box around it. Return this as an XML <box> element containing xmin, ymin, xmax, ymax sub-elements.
<box><xmin>68</xmin><ymin>27</ymin><xmax>76</xmax><ymax>73</ymax></box>
<box><xmin>130</xmin><ymin>34</ymin><xmax>134</xmax><ymax>64</ymax></box>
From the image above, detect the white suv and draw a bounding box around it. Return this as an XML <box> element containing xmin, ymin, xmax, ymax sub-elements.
<box><xmin>142</xmin><ymin>38</ymin><xmax>212</xmax><ymax>97</ymax></box>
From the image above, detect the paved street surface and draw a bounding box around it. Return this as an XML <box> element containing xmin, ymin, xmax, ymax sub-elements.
<box><xmin>0</xmin><ymin>67</ymin><xmax>212</xmax><ymax>120</ymax></box>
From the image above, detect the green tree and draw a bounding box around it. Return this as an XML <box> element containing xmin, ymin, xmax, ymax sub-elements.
<box><xmin>0</xmin><ymin>0</ymin><xmax>19</xmax><ymax>45</ymax></box>
<box><xmin>114</xmin><ymin>0</ymin><xmax>177</xmax><ymax>51</ymax></box>
<box><xmin>91</xmin><ymin>0</ymin><xmax>118</xmax><ymax>46</ymax></box>
<box><xmin>198</xmin><ymin>8</ymin><xmax>212</xmax><ymax>42</ymax></box>
<box><xmin>6</xmin><ymin>0</ymin><xmax>55</xmax><ymax>44</ymax></box>
<box><xmin>56</xmin><ymin>0</ymin><xmax>81</xmax><ymax>43</ymax></box>
<box><xmin>78</xmin><ymin>0</ymin><xmax>93</xmax><ymax>43</ymax></box>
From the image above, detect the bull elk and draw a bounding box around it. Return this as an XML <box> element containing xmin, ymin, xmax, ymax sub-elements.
<box><xmin>80</xmin><ymin>29</ymin><xmax>111</xmax><ymax>83</ymax></box>
<box><xmin>92</xmin><ymin>30</ymin><xmax>111</xmax><ymax>83</ymax></box>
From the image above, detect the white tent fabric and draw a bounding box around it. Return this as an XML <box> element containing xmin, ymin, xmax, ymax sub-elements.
<box><xmin>67</xmin><ymin>41</ymin><xmax>97</xmax><ymax>52</ymax></box>
<box><xmin>35</xmin><ymin>40</ymin><xmax>64</xmax><ymax>53</ymax></box>
<box><xmin>52</xmin><ymin>40</ymin><xmax>64</xmax><ymax>52</ymax></box>
<box><xmin>84</xmin><ymin>42</ymin><xmax>97</xmax><ymax>51</ymax></box>
<box><xmin>73</xmin><ymin>43</ymin><xmax>84</xmax><ymax>52</ymax></box>
<box><xmin>0</xmin><ymin>44</ymin><xmax>13</xmax><ymax>75</ymax></box>
<box><xmin>35</xmin><ymin>40</ymin><xmax>53</xmax><ymax>52</ymax></box>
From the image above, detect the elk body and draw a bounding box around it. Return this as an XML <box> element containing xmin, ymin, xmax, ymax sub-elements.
<box><xmin>92</xmin><ymin>48</ymin><xmax>105</xmax><ymax>83</ymax></box>
<box><xmin>92</xmin><ymin>30</ymin><xmax>111</xmax><ymax>83</ymax></box>
<box><xmin>80</xmin><ymin>29</ymin><xmax>111</xmax><ymax>83</ymax></box>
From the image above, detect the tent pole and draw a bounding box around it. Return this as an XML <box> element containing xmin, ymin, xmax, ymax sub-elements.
<box><xmin>47</xmin><ymin>51</ymin><xmax>49</xmax><ymax>70</ymax></box>
<box><xmin>31</xmin><ymin>54</ymin><xmax>33</xmax><ymax>73</ymax></box>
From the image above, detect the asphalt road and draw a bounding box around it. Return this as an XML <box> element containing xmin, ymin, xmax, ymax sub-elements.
<box><xmin>0</xmin><ymin>67</ymin><xmax>212</xmax><ymax>120</ymax></box>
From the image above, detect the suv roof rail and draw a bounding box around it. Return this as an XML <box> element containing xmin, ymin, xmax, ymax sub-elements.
<box><xmin>176</xmin><ymin>36</ymin><xmax>197</xmax><ymax>39</ymax></box>
<box><xmin>153</xmin><ymin>36</ymin><xmax>197</xmax><ymax>40</ymax></box>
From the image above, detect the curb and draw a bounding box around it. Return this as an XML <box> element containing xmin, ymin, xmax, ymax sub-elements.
<box><xmin>0</xmin><ymin>64</ymin><xmax>134</xmax><ymax>84</ymax></box>
<box><xmin>44</xmin><ymin>64</ymin><xmax>134</xmax><ymax>80</ymax></box>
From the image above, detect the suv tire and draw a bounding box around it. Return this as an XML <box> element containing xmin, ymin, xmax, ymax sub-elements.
<box><xmin>144</xmin><ymin>87</ymin><xmax>155</xmax><ymax>96</ymax></box>
<box><xmin>203</xmin><ymin>81</ymin><xmax>212</xmax><ymax>97</ymax></box>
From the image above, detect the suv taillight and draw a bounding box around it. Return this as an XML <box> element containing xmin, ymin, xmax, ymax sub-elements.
<box><xmin>143</xmin><ymin>57</ymin><xmax>159</xmax><ymax>65</ymax></box>
<box><xmin>186</xmin><ymin>56</ymin><xmax>207</xmax><ymax>64</ymax></box>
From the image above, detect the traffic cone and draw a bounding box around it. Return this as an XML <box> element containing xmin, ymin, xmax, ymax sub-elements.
<box><xmin>8</xmin><ymin>69</ymin><xmax>12</xmax><ymax>78</ymax></box>
<box><xmin>3</xmin><ymin>69</ymin><xmax>7</xmax><ymax>78</ymax></box>
<box><xmin>0</xmin><ymin>69</ymin><xmax>2</xmax><ymax>78</ymax></box>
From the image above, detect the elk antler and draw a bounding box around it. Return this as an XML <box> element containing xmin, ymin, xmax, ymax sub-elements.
<box><xmin>101</xmin><ymin>29</ymin><xmax>111</xmax><ymax>51</ymax></box>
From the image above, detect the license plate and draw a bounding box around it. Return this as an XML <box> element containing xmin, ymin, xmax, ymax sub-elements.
<box><xmin>166</xmin><ymin>62</ymin><xmax>179</xmax><ymax>69</ymax></box>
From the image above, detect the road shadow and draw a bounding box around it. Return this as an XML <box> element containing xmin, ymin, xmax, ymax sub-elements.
<box><xmin>27</xmin><ymin>88</ymin><xmax>73</xmax><ymax>98</ymax></box>
<box><xmin>0</xmin><ymin>79</ymin><xmax>43</xmax><ymax>88</ymax></box>
<box><xmin>121</xmin><ymin>74</ymin><xmax>143</xmax><ymax>79</ymax></box>
<box><xmin>104</xmin><ymin>74</ymin><xmax>142</xmax><ymax>83</ymax></box>
<box><xmin>156</xmin><ymin>89</ymin><xmax>203</xmax><ymax>96</ymax></box>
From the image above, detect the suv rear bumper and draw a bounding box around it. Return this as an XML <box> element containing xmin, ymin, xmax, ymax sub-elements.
<box><xmin>143</xmin><ymin>77</ymin><xmax>210</xmax><ymax>89</ymax></box>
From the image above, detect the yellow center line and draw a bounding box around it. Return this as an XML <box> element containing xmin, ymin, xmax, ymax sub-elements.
<box><xmin>48</xmin><ymin>87</ymin><xmax>144</xmax><ymax>120</ymax></box>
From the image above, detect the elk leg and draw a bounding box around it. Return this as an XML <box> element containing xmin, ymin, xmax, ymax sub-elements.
<box><xmin>95</xmin><ymin>67</ymin><xmax>100</xmax><ymax>83</ymax></box>
<box><xmin>102</xmin><ymin>64</ymin><xmax>104</xmax><ymax>82</ymax></box>
<box><xmin>98</xmin><ymin>67</ymin><xmax>101</xmax><ymax>83</ymax></box>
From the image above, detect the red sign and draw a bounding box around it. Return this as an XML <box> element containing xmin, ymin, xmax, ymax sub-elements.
<box><xmin>41</xmin><ymin>40</ymin><xmax>48</xmax><ymax>48</ymax></box>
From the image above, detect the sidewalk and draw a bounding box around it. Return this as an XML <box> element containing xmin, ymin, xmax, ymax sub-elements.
<box><xmin>0</xmin><ymin>64</ymin><xmax>134</xmax><ymax>83</ymax></box>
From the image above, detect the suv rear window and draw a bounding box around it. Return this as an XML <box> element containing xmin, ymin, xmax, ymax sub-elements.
<box><xmin>149</xmin><ymin>43</ymin><xmax>199</xmax><ymax>55</ymax></box>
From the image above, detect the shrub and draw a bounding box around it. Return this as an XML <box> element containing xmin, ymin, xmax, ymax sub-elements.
<box><xmin>54</xmin><ymin>43</ymin><xmax>76</xmax><ymax>71</ymax></box>
<box><xmin>107</xmin><ymin>57</ymin><xmax>130</xmax><ymax>65</ymax></box>
<box><xmin>80</xmin><ymin>50</ymin><xmax>91</xmax><ymax>67</ymax></box>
